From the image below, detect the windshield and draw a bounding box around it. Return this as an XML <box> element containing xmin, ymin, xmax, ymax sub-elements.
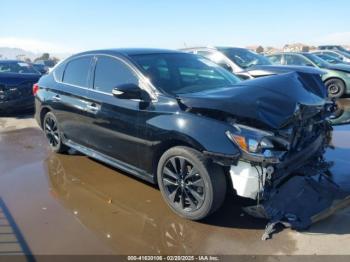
<box><xmin>338</xmin><ymin>51</ymin><xmax>350</xmax><ymax>59</ymax></box>
<box><xmin>131</xmin><ymin>53</ymin><xmax>241</xmax><ymax>95</ymax></box>
<box><xmin>0</xmin><ymin>61</ymin><xmax>39</xmax><ymax>74</ymax></box>
<box><xmin>219</xmin><ymin>48</ymin><xmax>272</xmax><ymax>69</ymax></box>
<box><xmin>303</xmin><ymin>53</ymin><xmax>330</xmax><ymax>68</ymax></box>
<box><xmin>316</xmin><ymin>54</ymin><xmax>342</xmax><ymax>64</ymax></box>
<box><xmin>337</xmin><ymin>46</ymin><xmax>350</xmax><ymax>53</ymax></box>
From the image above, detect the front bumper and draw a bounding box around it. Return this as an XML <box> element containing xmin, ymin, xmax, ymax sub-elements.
<box><xmin>230</xmin><ymin>130</ymin><xmax>350</xmax><ymax>240</ymax></box>
<box><xmin>230</xmin><ymin>133</ymin><xmax>326</xmax><ymax>200</ymax></box>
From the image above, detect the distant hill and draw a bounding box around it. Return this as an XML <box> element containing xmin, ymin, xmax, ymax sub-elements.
<box><xmin>0</xmin><ymin>47</ymin><xmax>71</xmax><ymax>61</ymax></box>
<box><xmin>0</xmin><ymin>47</ymin><xmax>36</xmax><ymax>60</ymax></box>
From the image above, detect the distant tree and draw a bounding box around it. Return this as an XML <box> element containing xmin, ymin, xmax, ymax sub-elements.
<box><xmin>301</xmin><ymin>46</ymin><xmax>310</xmax><ymax>52</ymax></box>
<box><xmin>25</xmin><ymin>58</ymin><xmax>32</xmax><ymax>63</ymax></box>
<box><xmin>42</xmin><ymin>53</ymin><xmax>50</xmax><ymax>60</ymax></box>
<box><xmin>34</xmin><ymin>53</ymin><xmax>50</xmax><ymax>62</ymax></box>
<box><xmin>256</xmin><ymin>46</ymin><xmax>264</xmax><ymax>53</ymax></box>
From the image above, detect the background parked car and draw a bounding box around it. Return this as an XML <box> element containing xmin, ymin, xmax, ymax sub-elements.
<box><xmin>31</xmin><ymin>63</ymin><xmax>49</xmax><ymax>75</ymax></box>
<box><xmin>312</xmin><ymin>53</ymin><xmax>350</xmax><ymax>65</ymax></box>
<box><xmin>312</xmin><ymin>50</ymin><xmax>350</xmax><ymax>63</ymax></box>
<box><xmin>318</xmin><ymin>45</ymin><xmax>350</xmax><ymax>55</ymax></box>
<box><xmin>266</xmin><ymin>52</ymin><xmax>350</xmax><ymax>98</ymax></box>
<box><xmin>34</xmin><ymin>59</ymin><xmax>57</xmax><ymax>72</ymax></box>
<box><xmin>0</xmin><ymin>60</ymin><xmax>41</xmax><ymax>113</ymax></box>
<box><xmin>182</xmin><ymin>46</ymin><xmax>323</xmax><ymax>80</ymax></box>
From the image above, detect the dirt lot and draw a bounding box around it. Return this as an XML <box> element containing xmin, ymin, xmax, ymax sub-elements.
<box><xmin>1</xmin><ymin>112</ymin><xmax>350</xmax><ymax>256</ymax></box>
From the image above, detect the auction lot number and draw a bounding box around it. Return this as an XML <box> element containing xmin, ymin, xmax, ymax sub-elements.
<box><xmin>127</xmin><ymin>256</ymin><xmax>220</xmax><ymax>261</ymax></box>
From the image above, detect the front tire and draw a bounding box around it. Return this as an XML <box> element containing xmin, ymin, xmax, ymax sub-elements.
<box><xmin>157</xmin><ymin>146</ymin><xmax>226</xmax><ymax>220</ymax></box>
<box><xmin>43</xmin><ymin>112</ymin><xmax>68</xmax><ymax>153</ymax></box>
<box><xmin>325</xmin><ymin>78</ymin><xmax>345</xmax><ymax>98</ymax></box>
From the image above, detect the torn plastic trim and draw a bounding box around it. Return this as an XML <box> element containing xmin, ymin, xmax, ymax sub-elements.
<box><xmin>243</xmin><ymin>172</ymin><xmax>350</xmax><ymax>240</ymax></box>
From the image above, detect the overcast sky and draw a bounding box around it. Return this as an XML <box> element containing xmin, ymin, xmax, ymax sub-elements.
<box><xmin>1</xmin><ymin>0</ymin><xmax>350</xmax><ymax>53</ymax></box>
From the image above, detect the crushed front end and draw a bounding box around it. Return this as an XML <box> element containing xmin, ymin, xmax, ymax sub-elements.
<box><xmin>179</xmin><ymin>71</ymin><xmax>350</xmax><ymax>239</ymax></box>
<box><xmin>226</xmin><ymin>101</ymin><xmax>350</xmax><ymax>240</ymax></box>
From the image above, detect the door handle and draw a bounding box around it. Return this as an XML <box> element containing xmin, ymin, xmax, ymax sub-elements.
<box><xmin>86</xmin><ymin>103</ymin><xmax>99</xmax><ymax>112</ymax></box>
<box><xmin>52</xmin><ymin>95</ymin><xmax>61</xmax><ymax>101</ymax></box>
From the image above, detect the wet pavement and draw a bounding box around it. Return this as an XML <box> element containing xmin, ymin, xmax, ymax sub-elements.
<box><xmin>1</xmin><ymin>101</ymin><xmax>350</xmax><ymax>255</ymax></box>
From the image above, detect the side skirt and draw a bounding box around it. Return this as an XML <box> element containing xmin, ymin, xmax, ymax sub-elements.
<box><xmin>64</xmin><ymin>139</ymin><xmax>155</xmax><ymax>184</ymax></box>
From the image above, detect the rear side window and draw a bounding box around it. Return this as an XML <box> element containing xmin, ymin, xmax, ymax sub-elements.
<box><xmin>268</xmin><ymin>55</ymin><xmax>282</xmax><ymax>64</ymax></box>
<box><xmin>94</xmin><ymin>56</ymin><xmax>138</xmax><ymax>93</ymax></box>
<box><xmin>196</xmin><ymin>50</ymin><xmax>214</xmax><ymax>58</ymax></box>
<box><xmin>53</xmin><ymin>62</ymin><xmax>66</xmax><ymax>81</ymax></box>
<box><xmin>284</xmin><ymin>54</ymin><xmax>311</xmax><ymax>66</ymax></box>
<box><xmin>63</xmin><ymin>57</ymin><xmax>92</xmax><ymax>87</ymax></box>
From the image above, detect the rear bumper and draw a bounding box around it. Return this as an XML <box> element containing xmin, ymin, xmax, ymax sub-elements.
<box><xmin>0</xmin><ymin>96</ymin><xmax>34</xmax><ymax>112</ymax></box>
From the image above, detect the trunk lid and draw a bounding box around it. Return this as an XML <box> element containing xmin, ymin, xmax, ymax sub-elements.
<box><xmin>0</xmin><ymin>73</ymin><xmax>40</xmax><ymax>102</ymax></box>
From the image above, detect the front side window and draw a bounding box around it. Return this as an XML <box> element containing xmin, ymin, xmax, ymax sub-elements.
<box><xmin>131</xmin><ymin>53</ymin><xmax>241</xmax><ymax>95</ymax></box>
<box><xmin>94</xmin><ymin>56</ymin><xmax>138</xmax><ymax>93</ymax></box>
<box><xmin>63</xmin><ymin>57</ymin><xmax>92</xmax><ymax>87</ymax></box>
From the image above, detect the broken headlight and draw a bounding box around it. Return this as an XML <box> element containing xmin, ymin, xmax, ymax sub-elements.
<box><xmin>226</xmin><ymin>124</ymin><xmax>276</xmax><ymax>154</ymax></box>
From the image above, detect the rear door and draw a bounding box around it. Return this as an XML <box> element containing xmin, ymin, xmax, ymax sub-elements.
<box><xmin>50</xmin><ymin>55</ymin><xmax>95</xmax><ymax>147</ymax></box>
<box><xmin>83</xmin><ymin>55</ymin><xmax>142</xmax><ymax>167</ymax></box>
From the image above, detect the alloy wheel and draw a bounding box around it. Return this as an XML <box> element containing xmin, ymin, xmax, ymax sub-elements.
<box><xmin>161</xmin><ymin>156</ymin><xmax>205</xmax><ymax>212</ymax></box>
<box><xmin>44</xmin><ymin>115</ymin><xmax>60</xmax><ymax>148</ymax></box>
<box><xmin>328</xmin><ymin>83</ymin><xmax>340</xmax><ymax>95</ymax></box>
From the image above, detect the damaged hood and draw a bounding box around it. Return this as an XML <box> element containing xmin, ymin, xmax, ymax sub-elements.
<box><xmin>178</xmin><ymin>72</ymin><xmax>327</xmax><ymax>129</ymax></box>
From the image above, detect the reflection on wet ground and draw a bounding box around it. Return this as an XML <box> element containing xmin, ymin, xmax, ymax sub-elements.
<box><xmin>0</xmin><ymin>102</ymin><xmax>350</xmax><ymax>254</ymax></box>
<box><xmin>45</xmin><ymin>154</ymin><xmax>284</xmax><ymax>254</ymax></box>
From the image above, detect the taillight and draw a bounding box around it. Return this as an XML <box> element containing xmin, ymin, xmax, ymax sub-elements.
<box><xmin>33</xmin><ymin>83</ymin><xmax>39</xmax><ymax>95</ymax></box>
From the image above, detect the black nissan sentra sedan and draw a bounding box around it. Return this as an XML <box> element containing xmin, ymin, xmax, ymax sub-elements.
<box><xmin>0</xmin><ymin>60</ymin><xmax>41</xmax><ymax>113</ymax></box>
<box><xmin>34</xmin><ymin>48</ymin><xmax>339</xmax><ymax>223</ymax></box>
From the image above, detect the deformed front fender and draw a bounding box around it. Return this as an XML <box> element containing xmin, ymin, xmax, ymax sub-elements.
<box><xmin>139</xmin><ymin>111</ymin><xmax>241</xmax><ymax>173</ymax></box>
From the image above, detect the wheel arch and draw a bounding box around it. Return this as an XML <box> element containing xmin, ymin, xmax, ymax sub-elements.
<box><xmin>39</xmin><ymin>106</ymin><xmax>52</xmax><ymax>129</ymax></box>
<box><xmin>324</xmin><ymin>76</ymin><xmax>346</xmax><ymax>88</ymax></box>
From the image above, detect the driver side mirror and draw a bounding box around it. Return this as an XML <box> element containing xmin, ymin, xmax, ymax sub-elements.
<box><xmin>112</xmin><ymin>83</ymin><xmax>151</xmax><ymax>101</ymax></box>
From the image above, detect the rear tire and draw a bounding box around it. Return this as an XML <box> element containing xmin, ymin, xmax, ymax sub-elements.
<box><xmin>325</xmin><ymin>78</ymin><xmax>345</xmax><ymax>98</ymax></box>
<box><xmin>157</xmin><ymin>146</ymin><xmax>226</xmax><ymax>220</ymax></box>
<box><xmin>43</xmin><ymin>112</ymin><xmax>68</xmax><ymax>153</ymax></box>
